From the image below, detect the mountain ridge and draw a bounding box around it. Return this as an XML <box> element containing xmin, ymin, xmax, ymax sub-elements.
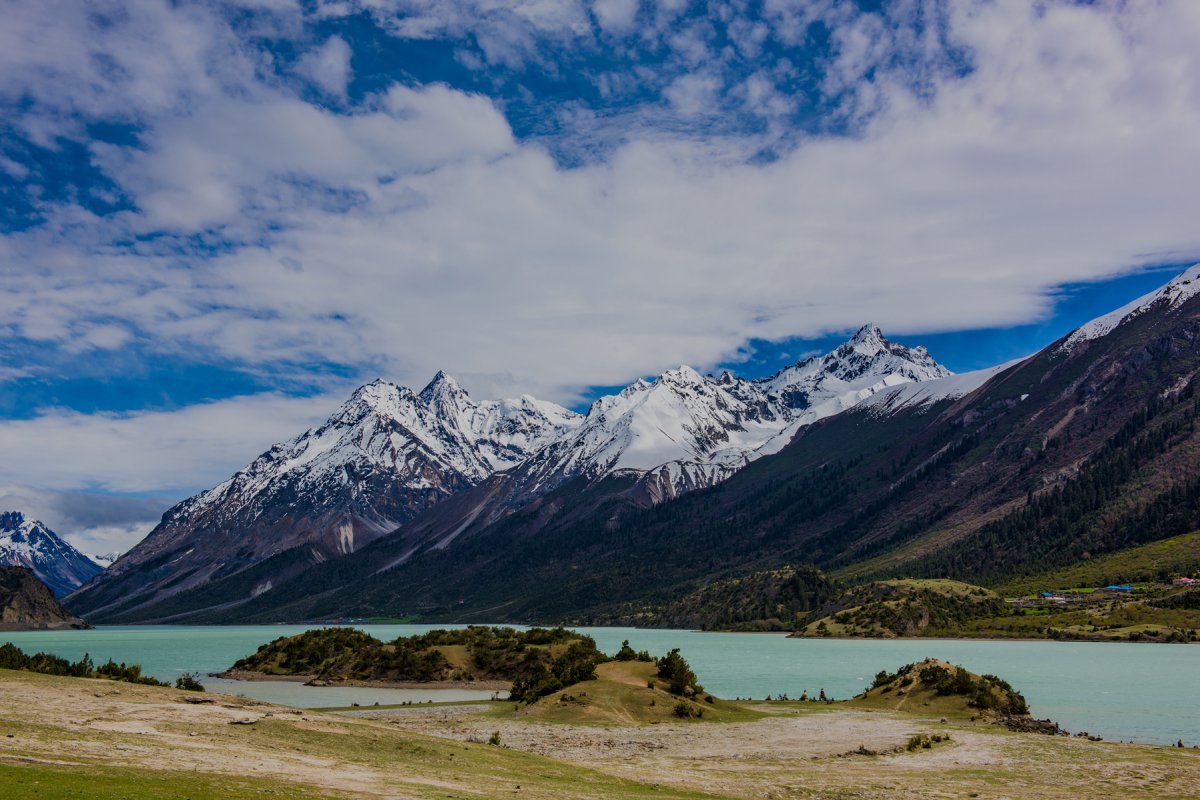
<box><xmin>67</xmin><ymin>326</ymin><xmax>954</xmax><ymax>621</ymax></box>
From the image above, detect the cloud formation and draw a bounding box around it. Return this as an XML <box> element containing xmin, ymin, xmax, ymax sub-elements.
<box><xmin>3</xmin><ymin>0</ymin><xmax>1200</xmax><ymax>505</ymax></box>
<box><xmin>0</xmin><ymin>393</ymin><xmax>335</xmax><ymax>494</ymax></box>
<box><xmin>0</xmin><ymin>485</ymin><xmax>170</xmax><ymax>556</ymax></box>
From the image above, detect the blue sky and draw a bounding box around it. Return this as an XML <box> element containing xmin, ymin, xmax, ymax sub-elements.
<box><xmin>2</xmin><ymin>0</ymin><xmax>1200</xmax><ymax>551</ymax></box>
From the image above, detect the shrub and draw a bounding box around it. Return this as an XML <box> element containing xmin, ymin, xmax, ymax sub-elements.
<box><xmin>175</xmin><ymin>672</ymin><xmax>205</xmax><ymax>692</ymax></box>
<box><xmin>656</xmin><ymin>648</ymin><xmax>701</xmax><ymax>696</ymax></box>
<box><xmin>615</xmin><ymin>640</ymin><xmax>638</xmax><ymax>661</ymax></box>
<box><xmin>0</xmin><ymin>644</ymin><xmax>167</xmax><ymax>687</ymax></box>
<box><xmin>673</xmin><ymin>701</ymin><xmax>703</xmax><ymax>719</ymax></box>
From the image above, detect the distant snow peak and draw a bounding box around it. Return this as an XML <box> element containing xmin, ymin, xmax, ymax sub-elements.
<box><xmin>849</xmin><ymin>322</ymin><xmax>886</xmax><ymax>348</ymax></box>
<box><xmin>88</xmin><ymin>552</ymin><xmax>121</xmax><ymax>568</ymax></box>
<box><xmin>518</xmin><ymin>325</ymin><xmax>952</xmax><ymax>499</ymax></box>
<box><xmin>1064</xmin><ymin>264</ymin><xmax>1200</xmax><ymax>350</ymax></box>
<box><xmin>0</xmin><ymin>511</ymin><xmax>101</xmax><ymax>597</ymax></box>
<box><xmin>418</xmin><ymin>370</ymin><xmax>466</xmax><ymax>407</ymax></box>
<box><xmin>160</xmin><ymin>370</ymin><xmax>584</xmax><ymax>560</ymax></box>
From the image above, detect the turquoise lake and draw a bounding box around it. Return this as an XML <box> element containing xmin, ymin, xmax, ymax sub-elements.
<box><xmin>3</xmin><ymin>625</ymin><xmax>1196</xmax><ymax>745</ymax></box>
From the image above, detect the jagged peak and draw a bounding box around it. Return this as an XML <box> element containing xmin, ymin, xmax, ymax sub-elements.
<box><xmin>848</xmin><ymin>322</ymin><xmax>886</xmax><ymax>346</ymax></box>
<box><xmin>618</xmin><ymin>378</ymin><xmax>653</xmax><ymax>397</ymax></box>
<box><xmin>350</xmin><ymin>378</ymin><xmax>402</xmax><ymax>398</ymax></box>
<box><xmin>0</xmin><ymin>512</ymin><xmax>50</xmax><ymax>536</ymax></box>
<box><xmin>657</xmin><ymin>365</ymin><xmax>706</xmax><ymax>387</ymax></box>
<box><xmin>419</xmin><ymin>370</ymin><xmax>468</xmax><ymax>403</ymax></box>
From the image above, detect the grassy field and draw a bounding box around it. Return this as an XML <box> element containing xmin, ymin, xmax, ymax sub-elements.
<box><xmin>0</xmin><ymin>669</ymin><xmax>725</xmax><ymax>800</ymax></box>
<box><xmin>4</xmin><ymin>665</ymin><xmax>1200</xmax><ymax>799</ymax></box>
<box><xmin>0</xmin><ymin>762</ymin><xmax>349</xmax><ymax>800</ymax></box>
<box><xmin>996</xmin><ymin>531</ymin><xmax>1200</xmax><ymax>595</ymax></box>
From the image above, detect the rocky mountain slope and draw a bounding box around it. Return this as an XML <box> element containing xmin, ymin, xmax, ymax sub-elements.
<box><xmin>69</xmin><ymin>327</ymin><xmax>952</xmax><ymax>622</ymax></box>
<box><xmin>154</xmin><ymin>264</ymin><xmax>1200</xmax><ymax>625</ymax></box>
<box><xmin>0</xmin><ymin>566</ymin><xmax>90</xmax><ymax>630</ymax></box>
<box><xmin>0</xmin><ymin>512</ymin><xmax>102</xmax><ymax>597</ymax></box>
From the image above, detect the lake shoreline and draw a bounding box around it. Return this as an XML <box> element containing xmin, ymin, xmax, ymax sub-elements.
<box><xmin>212</xmin><ymin>668</ymin><xmax>511</xmax><ymax>691</ymax></box>
<box><xmin>4</xmin><ymin>623</ymin><xmax>1195</xmax><ymax>745</ymax></box>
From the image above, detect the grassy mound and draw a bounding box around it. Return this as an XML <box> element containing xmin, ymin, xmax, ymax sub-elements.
<box><xmin>514</xmin><ymin>660</ymin><xmax>763</xmax><ymax>725</ymax></box>
<box><xmin>849</xmin><ymin>658</ymin><xmax>1030</xmax><ymax>718</ymax></box>
<box><xmin>794</xmin><ymin>579</ymin><xmax>1005</xmax><ymax>638</ymax></box>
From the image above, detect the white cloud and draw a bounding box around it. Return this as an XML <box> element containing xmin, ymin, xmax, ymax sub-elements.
<box><xmin>2</xmin><ymin>0</ymin><xmax>1200</xmax><ymax>490</ymax></box>
<box><xmin>664</xmin><ymin>72</ymin><xmax>722</xmax><ymax>117</ymax></box>
<box><xmin>0</xmin><ymin>394</ymin><xmax>337</xmax><ymax>495</ymax></box>
<box><xmin>592</xmin><ymin>0</ymin><xmax>639</xmax><ymax>36</ymax></box>
<box><xmin>296</xmin><ymin>35</ymin><xmax>353</xmax><ymax>99</ymax></box>
<box><xmin>0</xmin><ymin>485</ymin><xmax>169</xmax><ymax>556</ymax></box>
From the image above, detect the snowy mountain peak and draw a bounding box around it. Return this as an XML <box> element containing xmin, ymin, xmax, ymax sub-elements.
<box><xmin>419</xmin><ymin>370</ymin><xmax>466</xmax><ymax>405</ymax></box>
<box><xmin>658</xmin><ymin>365</ymin><xmax>707</xmax><ymax>388</ymax></box>
<box><xmin>1064</xmin><ymin>264</ymin><xmax>1200</xmax><ymax>350</ymax></box>
<box><xmin>515</xmin><ymin>326</ymin><xmax>952</xmax><ymax>500</ymax></box>
<box><xmin>345</xmin><ymin>379</ymin><xmax>414</xmax><ymax>416</ymax></box>
<box><xmin>848</xmin><ymin>322</ymin><xmax>887</xmax><ymax>349</ymax></box>
<box><xmin>0</xmin><ymin>511</ymin><xmax>101</xmax><ymax>597</ymax></box>
<box><xmin>88</xmin><ymin>552</ymin><xmax>121</xmax><ymax>569</ymax></box>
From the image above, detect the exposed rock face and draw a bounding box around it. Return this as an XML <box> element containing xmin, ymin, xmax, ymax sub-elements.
<box><xmin>0</xmin><ymin>566</ymin><xmax>90</xmax><ymax>630</ymax></box>
<box><xmin>0</xmin><ymin>512</ymin><xmax>102</xmax><ymax>597</ymax></box>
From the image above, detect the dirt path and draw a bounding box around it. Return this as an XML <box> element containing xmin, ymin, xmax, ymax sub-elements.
<box><xmin>360</xmin><ymin>702</ymin><xmax>1200</xmax><ymax>799</ymax></box>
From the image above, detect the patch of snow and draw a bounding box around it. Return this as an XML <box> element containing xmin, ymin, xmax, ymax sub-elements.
<box><xmin>861</xmin><ymin>359</ymin><xmax>1024</xmax><ymax>416</ymax></box>
<box><xmin>1062</xmin><ymin>264</ymin><xmax>1200</xmax><ymax>350</ymax></box>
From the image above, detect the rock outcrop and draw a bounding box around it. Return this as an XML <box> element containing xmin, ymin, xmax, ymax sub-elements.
<box><xmin>0</xmin><ymin>566</ymin><xmax>90</xmax><ymax>630</ymax></box>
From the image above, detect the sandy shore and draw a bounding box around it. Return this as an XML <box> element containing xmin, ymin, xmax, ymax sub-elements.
<box><xmin>213</xmin><ymin>667</ymin><xmax>511</xmax><ymax>691</ymax></box>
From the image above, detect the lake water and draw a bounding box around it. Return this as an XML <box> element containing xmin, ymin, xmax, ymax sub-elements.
<box><xmin>3</xmin><ymin>625</ymin><xmax>1196</xmax><ymax>745</ymax></box>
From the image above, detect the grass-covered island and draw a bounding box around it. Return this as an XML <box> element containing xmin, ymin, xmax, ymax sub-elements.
<box><xmin>219</xmin><ymin>626</ymin><xmax>613</xmax><ymax>699</ymax></box>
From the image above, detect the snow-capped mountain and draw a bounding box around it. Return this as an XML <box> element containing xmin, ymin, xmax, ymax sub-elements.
<box><xmin>513</xmin><ymin>324</ymin><xmax>953</xmax><ymax>501</ymax></box>
<box><xmin>0</xmin><ymin>512</ymin><xmax>102</xmax><ymax>597</ymax></box>
<box><xmin>67</xmin><ymin>326</ymin><xmax>950</xmax><ymax>618</ymax></box>
<box><xmin>756</xmin><ymin>324</ymin><xmax>952</xmax><ymax>418</ymax></box>
<box><xmin>418</xmin><ymin>371</ymin><xmax>583</xmax><ymax>472</ymax></box>
<box><xmin>66</xmin><ymin>375</ymin><xmax>582</xmax><ymax>618</ymax></box>
<box><xmin>861</xmin><ymin>361</ymin><xmax>1017</xmax><ymax>417</ymax></box>
<box><xmin>87</xmin><ymin>552</ymin><xmax>121</xmax><ymax>569</ymax></box>
<box><xmin>170</xmin><ymin>375</ymin><xmax>580</xmax><ymax>535</ymax></box>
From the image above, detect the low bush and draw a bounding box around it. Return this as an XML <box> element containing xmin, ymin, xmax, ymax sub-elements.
<box><xmin>0</xmin><ymin>643</ymin><xmax>169</xmax><ymax>687</ymax></box>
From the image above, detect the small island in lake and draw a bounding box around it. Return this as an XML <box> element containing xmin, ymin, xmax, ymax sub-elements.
<box><xmin>217</xmin><ymin>625</ymin><xmax>607</xmax><ymax>698</ymax></box>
